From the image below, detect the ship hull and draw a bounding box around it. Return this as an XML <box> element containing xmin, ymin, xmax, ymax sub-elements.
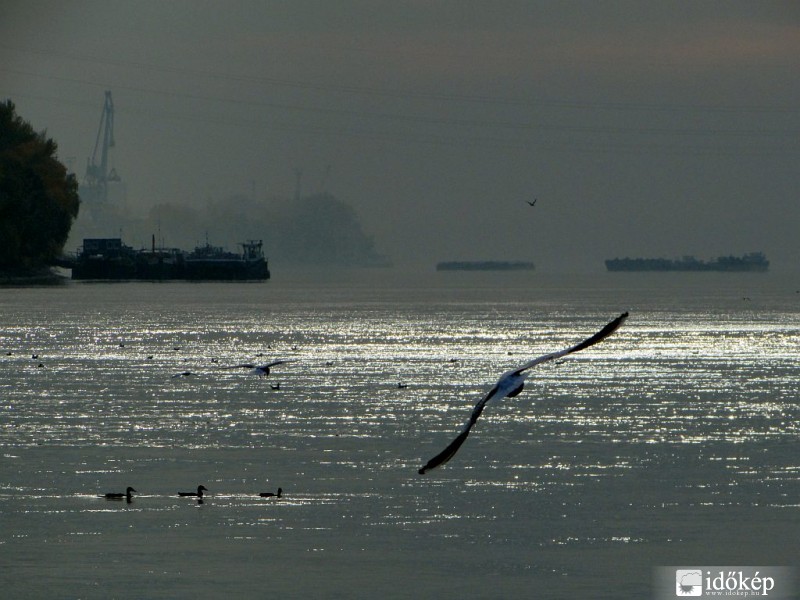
<box><xmin>183</xmin><ymin>259</ymin><xmax>270</xmax><ymax>280</ymax></box>
<box><xmin>605</xmin><ymin>253</ymin><xmax>769</xmax><ymax>273</ymax></box>
<box><xmin>436</xmin><ymin>261</ymin><xmax>535</xmax><ymax>272</ymax></box>
<box><xmin>69</xmin><ymin>239</ymin><xmax>270</xmax><ymax>281</ymax></box>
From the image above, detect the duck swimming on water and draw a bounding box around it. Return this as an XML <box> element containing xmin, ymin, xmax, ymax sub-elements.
<box><xmin>102</xmin><ymin>487</ymin><xmax>136</xmax><ymax>501</ymax></box>
<box><xmin>259</xmin><ymin>487</ymin><xmax>282</xmax><ymax>498</ymax></box>
<box><xmin>171</xmin><ymin>371</ymin><xmax>194</xmax><ymax>378</ymax></box>
<box><xmin>178</xmin><ymin>485</ymin><xmax>208</xmax><ymax>498</ymax></box>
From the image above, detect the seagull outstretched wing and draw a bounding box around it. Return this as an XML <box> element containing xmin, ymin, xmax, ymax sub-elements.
<box><xmin>419</xmin><ymin>312</ymin><xmax>628</xmax><ymax>474</ymax></box>
<box><xmin>418</xmin><ymin>383</ymin><xmax>503</xmax><ymax>474</ymax></box>
<box><xmin>510</xmin><ymin>311</ymin><xmax>629</xmax><ymax>376</ymax></box>
<box><xmin>259</xmin><ymin>360</ymin><xmax>290</xmax><ymax>369</ymax></box>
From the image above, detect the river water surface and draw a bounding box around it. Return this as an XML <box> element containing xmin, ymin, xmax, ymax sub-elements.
<box><xmin>1</xmin><ymin>270</ymin><xmax>798</xmax><ymax>598</ymax></box>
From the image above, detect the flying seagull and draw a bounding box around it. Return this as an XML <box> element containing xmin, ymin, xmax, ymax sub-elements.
<box><xmin>224</xmin><ymin>360</ymin><xmax>290</xmax><ymax>377</ymax></box>
<box><xmin>527</xmin><ymin>199</ymin><xmax>537</xmax><ymax>207</ymax></box>
<box><xmin>418</xmin><ymin>312</ymin><xmax>629</xmax><ymax>474</ymax></box>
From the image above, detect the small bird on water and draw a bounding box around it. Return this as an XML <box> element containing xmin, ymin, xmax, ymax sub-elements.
<box><xmin>178</xmin><ymin>485</ymin><xmax>208</xmax><ymax>498</ymax></box>
<box><xmin>259</xmin><ymin>487</ymin><xmax>282</xmax><ymax>498</ymax></box>
<box><xmin>172</xmin><ymin>371</ymin><xmax>194</xmax><ymax>378</ymax></box>
<box><xmin>101</xmin><ymin>487</ymin><xmax>137</xmax><ymax>502</ymax></box>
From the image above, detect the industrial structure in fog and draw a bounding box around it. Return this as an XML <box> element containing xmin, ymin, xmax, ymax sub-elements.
<box><xmin>79</xmin><ymin>91</ymin><xmax>125</xmax><ymax>210</ymax></box>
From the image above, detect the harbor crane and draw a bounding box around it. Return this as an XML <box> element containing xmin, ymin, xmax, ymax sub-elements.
<box><xmin>82</xmin><ymin>90</ymin><xmax>120</xmax><ymax>204</ymax></box>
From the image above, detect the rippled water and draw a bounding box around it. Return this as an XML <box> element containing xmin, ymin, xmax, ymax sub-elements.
<box><xmin>1</xmin><ymin>271</ymin><xmax>799</xmax><ymax>598</ymax></box>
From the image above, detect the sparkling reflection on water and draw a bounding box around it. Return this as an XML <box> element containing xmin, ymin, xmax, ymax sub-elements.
<box><xmin>1</xmin><ymin>272</ymin><xmax>799</xmax><ymax>598</ymax></box>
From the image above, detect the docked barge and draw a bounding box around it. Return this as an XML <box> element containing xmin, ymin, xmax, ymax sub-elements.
<box><xmin>68</xmin><ymin>238</ymin><xmax>270</xmax><ymax>281</ymax></box>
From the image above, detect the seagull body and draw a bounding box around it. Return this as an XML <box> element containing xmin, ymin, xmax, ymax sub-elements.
<box><xmin>419</xmin><ymin>312</ymin><xmax>628</xmax><ymax>474</ymax></box>
<box><xmin>527</xmin><ymin>199</ymin><xmax>537</xmax><ymax>207</ymax></box>
<box><xmin>224</xmin><ymin>360</ymin><xmax>289</xmax><ymax>377</ymax></box>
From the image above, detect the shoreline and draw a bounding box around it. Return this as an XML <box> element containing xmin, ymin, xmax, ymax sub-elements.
<box><xmin>0</xmin><ymin>267</ymin><xmax>68</xmax><ymax>286</ymax></box>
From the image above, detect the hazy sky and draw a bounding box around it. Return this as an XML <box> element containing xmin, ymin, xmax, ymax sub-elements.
<box><xmin>2</xmin><ymin>1</ymin><xmax>798</xmax><ymax>271</ymax></box>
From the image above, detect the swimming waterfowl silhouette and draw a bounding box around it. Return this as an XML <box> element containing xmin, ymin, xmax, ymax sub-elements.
<box><xmin>102</xmin><ymin>487</ymin><xmax>136</xmax><ymax>501</ymax></box>
<box><xmin>172</xmin><ymin>371</ymin><xmax>194</xmax><ymax>378</ymax></box>
<box><xmin>259</xmin><ymin>487</ymin><xmax>282</xmax><ymax>498</ymax></box>
<box><xmin>419</xmin><ymin>312</ymin><xmax>629</xmax><ymax>474</ymax></box>
<box><xmin>178</xmin><ymin>485</ymin><xmax>208</xmax><ymax>498</ymax></box>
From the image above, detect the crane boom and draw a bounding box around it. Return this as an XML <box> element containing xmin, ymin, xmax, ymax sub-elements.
<box><xmin>83</xmin><ymin>90</ymin><xmax>118</xmax><ymax>202</ymax></box>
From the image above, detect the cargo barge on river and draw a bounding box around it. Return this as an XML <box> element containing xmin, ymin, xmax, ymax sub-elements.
<box><xmin>436</xmin><ymin>260</ymin><xmax>535</xmax><ymax>272</ymax></box>
<box><xmin>67</xmin><ymin>238</ymin><xmax>270</xmax><ymax>281</ymax></box>
<box><xmin>605</xmin><ymin>252</ymin><xmax>769</xmax><ymax>273</ymax></box>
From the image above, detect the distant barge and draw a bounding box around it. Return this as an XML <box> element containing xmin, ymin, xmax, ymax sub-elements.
<box><xmin>605</xmin><ymin>252</ymin><xmax>769</xmax><ymax>272</ymax></box>
<box><xmin>436</xmin><ymin>260</ymin><xmax>535</xmax><ymax>272</ymax></box>
<box><xmin>67</xmin><ymin>238</ymin><xmax>270</xmax><ymax>281</ymax></box>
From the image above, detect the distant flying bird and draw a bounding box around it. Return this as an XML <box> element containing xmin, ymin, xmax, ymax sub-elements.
<box><xmin>224</xmin><ymin>360</ymin><xmax>290</xmax><ymax>377</ymax></box>
<box><xmin>259</xmin><ymin>487</ymin><xmax>282</xmax><ymax>498</ymax></box>
<box><xmin>527</xmin><ymin>199</ymin><xmax>537</xmax><ymax>207</ymax></box>
<box><xmin>178</xmin><ymin>485</ymin><xmax>208</xmax><ymax>498</ymax></box>
<box><xmin>418</xmin><ymin>312</ymin><xmax>629</xmax><ymax>474</ymax></box>
<box><xmin>102</xmin><ymin>487</ymin><xmax>136</xmax><ymax>502</ymax></box>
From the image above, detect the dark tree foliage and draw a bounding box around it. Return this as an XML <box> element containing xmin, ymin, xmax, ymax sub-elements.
<box><xmin>0</xmin><ymin>100</ymin><xmax>80</xmax><ymax>272</ymax></box>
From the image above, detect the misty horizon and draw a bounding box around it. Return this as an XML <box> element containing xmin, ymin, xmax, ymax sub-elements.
<box><xmin>2</xmin><ymin>2</ymin><xmax>798</xmax><ymax>272</ymax></box>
